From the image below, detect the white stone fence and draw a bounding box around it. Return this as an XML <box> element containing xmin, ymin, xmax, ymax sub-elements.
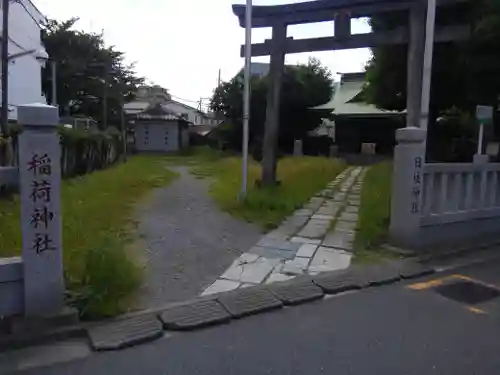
<box><xmin>421</xmin><ymin>163</ymin><xmax>500</xmax><ymax>225</ymax></box>
<box><xmin>390</xmin><ymin>127</ymin><xmax>500</xmax><ymax>249</ymax></box>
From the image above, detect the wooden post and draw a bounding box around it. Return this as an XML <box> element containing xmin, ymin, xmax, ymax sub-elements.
<box><xmin>261</xmin><ymin>22</ymin><xmax>286</xmax><ymax>186</ymax></box>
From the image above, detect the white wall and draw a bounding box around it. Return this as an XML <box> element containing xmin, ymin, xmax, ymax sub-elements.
<box><xmin>162</xmin><ymin>101</ymin><xmax>219</xmax><ymax>126</ymax></box>
<box><xmin>0</xmin><ymin>0</ymin><xmax>47</xmax><ymax>120</ymax></box>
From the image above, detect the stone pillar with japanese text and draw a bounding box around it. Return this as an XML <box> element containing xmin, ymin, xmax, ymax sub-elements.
<box><xmin>18</xmin><ymin>103</ymin><xmax>64</xmax><ymax>316</ymax></box>
<box><xmin>389</xmin><ymin>127</ymin><xmax>426</xmax><ymax>248</ymax></box>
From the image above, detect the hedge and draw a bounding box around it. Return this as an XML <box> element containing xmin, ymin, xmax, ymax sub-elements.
<box><xmin>0</xmin><ymin>125</ymin><xmax>123</xmax><ymax>178</ymax></box>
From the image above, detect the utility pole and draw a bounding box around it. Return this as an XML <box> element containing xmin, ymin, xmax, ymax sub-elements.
<box><xmin>240</xmin><ymin>0</ymin><xmax>252</xmax><ymax>199</ymax></box>
<box><xmin>419</xmin><ymin>0</ymin><xmax>436</xmax><ymax>131</ymax></box>
<box><xmin>119</xmin><ymin>91</ymin><xmax>127</xmax><ymax>161</ymax></box>
<box><xmin>217</xmin><ymin>68</ymin><xmax>221</xmax><ymax>87</ymax></box>
<box><xmin>51</xmin><ymin>61</ymin><xmax>57</xmax><ymax>106</ymax></box>
<box><xmin>1</xmin><ymin>0</ymin><xmax>10</xmax><ymax>137</ymax></box>
<box><xmin>102</xmin><ymin>68</ymin><xmax>108</xmax><ymax>130</ymax></box>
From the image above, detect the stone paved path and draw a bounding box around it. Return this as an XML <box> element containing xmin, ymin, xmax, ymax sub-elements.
<box><xmin>136</xmin><ymin>166</ymin><xmax>262</xmax><ymax>308</ymax></box>
<box><xmin>201</xmin><ymin>166</ymin><xmax>368</xmax><ymax>296</ymax></box>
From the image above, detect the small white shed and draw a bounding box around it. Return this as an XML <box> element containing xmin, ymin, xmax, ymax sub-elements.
<box><xmin>131</xmin><ymin>104</ymin><xmax>189</xmax><ymax>152</ymax></box>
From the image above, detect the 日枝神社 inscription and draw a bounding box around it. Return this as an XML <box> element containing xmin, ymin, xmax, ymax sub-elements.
<box><xmin>411</xmin><ymin>156</ymin><xmax>423</xmax><ymax>214</ymax></box>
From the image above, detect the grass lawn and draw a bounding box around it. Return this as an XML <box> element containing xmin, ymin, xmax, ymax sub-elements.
<box><xmin>354</xmin><ymin>161</ymin><xmax>398</xmax><ymax>263</ymax></box>
<box><xmin>0</xmin><ymin>155</ymin><xmax>177</xmax><ymax>318</ymax></box>
<box><xmin>167</xmin><ymin>147</ymin><xmax>347</xmax><ymax>230</ymax></box>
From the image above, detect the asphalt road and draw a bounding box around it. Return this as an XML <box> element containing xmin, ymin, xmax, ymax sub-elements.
<box><xmin>16</xmin><ymin>258</ymin><xmax>500</xmax><ymax>375</ymax></box>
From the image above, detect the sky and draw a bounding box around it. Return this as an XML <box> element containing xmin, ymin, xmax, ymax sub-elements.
<box><xmin>35</xmin><ymin>0</ymin><xmax>372</xmax><ymax>110</ymax></box>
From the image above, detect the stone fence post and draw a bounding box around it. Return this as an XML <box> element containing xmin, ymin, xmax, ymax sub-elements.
<box><xmin>18</xmin><ymin>103</ymin><xmax>64</xmax><ymax>316</ymax></box>
<box><xmin>293</xmin><ymin>139</ymin><xmax>303</xmax><ymax>157</ymax></box>
<box><xmin>389</xmin><ymin>127</ymin><xmax>426</xmax><ymax>248</ymax></box>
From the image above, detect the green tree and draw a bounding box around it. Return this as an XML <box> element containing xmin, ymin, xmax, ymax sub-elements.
<box><xmin>210</xmin><ymin>58</ymin><xmax>333</xmax><ymax>156</ymax></box>
<box><xmin>364</xmin><ymin>0</ymin><xmax>500</xmax><ymax>160</ymax></box>
<box><xmin>364</xmin><ymin>3</ymin><xmax>472</xmax><ymax>115</ymax></box>
<box><xmin>41</xmin><ymin>18</ymin><xmax>144</xmax><ymax>127</ymax></box>
<box><xmin>466</xmin><ymin>0</ymin><xmax>500</xmax><ymax>108</ymax></box>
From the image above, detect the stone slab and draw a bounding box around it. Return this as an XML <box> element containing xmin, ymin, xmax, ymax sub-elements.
<box><xmin>240</xmin><ymin>283</ymin><xmax>256</xmax><ymax>288</ymax></box>
<box><xmin>201</xmin><ymin>279</ymin><xmax>241</xmax><ymax>296</ymax></box>
<box><xmin>293</xmin><ymin>208</ymin><xmax>315</xmax><ymax>216</ymax></box>
<box><xmin>322</xmin><ymin>230</ymin><xmax>355</xmax><ymax>250</ymax></box>
<box><xmin>339</xmin><ymin>212</ymin><xmax>358</xmax><ymax>222</ymax></box>
<box><xmin>256</xmin><ymin>239</ymin><xmax>301</xmax><ymax>251</ymax></box>
<box><xmin>217</xmin><ymin>288</ymin><xmax>283</xmax><ymax>318</ymax></box>
<box><xmin>312</xmin><ymin>269</ymin><xmax>366</xmax><ymax>294</ymax></box>
<box><xmin>344</xmin><ymin>206</ymin><xmax>359</xmax><ymax>214</ymax></box>
<box><xmin>266</xmin><ymin>273</ymin><xmax>295</xmax><ymax>284</ymax></box>
<box><xmin>221</xmin><ymin>255</ymin><xmax>278</xmax><ymax>284</ymax></box>
<box><xmin>160</xmin><ymin>299</ymin><xmax>231</xmax><ymax>330</ymax></box>
<box><xmin>309</xmin><ymin>247</ymin><xmax>352</xmax><ymax>272</ymax></box>
<box><xmin>296</xmin><ymin>243</ymin><xmax>319</xmax><ymax>258</ymax></box>
<box><xmin>317</xmin><ymin>206</ymin><xmax>341</xmax><ymax>216</ymax></box>
<box><xmin>333</xmin><ymin>193</ymin><xmax>347</xmax><ymax>202</ymax></box>
<box><xmin>290</xmin><ymin>237</ymin><xmax>322</xmax><ymax>245</ymax></box>
<box><xmin>297</xmin><ymin>219</ymin><xmax>330</xmax><ymax>239</ymax></box>
<box><xmin>281</xmin><ymin>215</ymin><xmax>309</xmax><ymax>230</ymax></box>
<box><xmin>303</xmin><ymin>198</ymin><xmax>324</xmax><ymax>211</ymax></box>
<box><xmin>335</xmin><ymin>220</ymin><xmax>357</xmax><ymax>232</ymax></box>
<box><xmin>267</xmin><ymin>278</ymin><xmax>324</xmax><ymax>305</ymax></box>
<box><xmin>248</xmin><ymin>246</ymin><xmax>297</xmax><ymax>260</ymax></box>
<box><xmin>348</xmin><ymin>198</ymin><xmax>361</xmax><ymax>206</ymax></box>
<box><xmin>282</xmin><ymin>257</ymin><xmax>310</xmax><ymax>275</ymax></box>
<box><xmin>260</xmin><ymin>230</ymin><xmax>288</xmax><ymax>241</ymax></box>
<box><xmin>316</xmin><ymin>189</ymin><xmax>333</xmax><ymax>198</ymax></box>
<box><xmin>88</xmin><ymin>315</ymin><xmax>163</xmax><ymax>351</ymax></box>
<box><xmin>312</xmin><ymin>214</ymin><xmax>335</xmax><ymax>221</ymax></box>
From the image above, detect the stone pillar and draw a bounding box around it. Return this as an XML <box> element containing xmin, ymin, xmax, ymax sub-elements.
<box><xmin>293</xmin><ymin>139</ymin><xmax>303</xmax><ymax>157</ymax></box>
<box><xmin>261</xmin><ymin>22</ymin><xmax>287</xmax><ymax>186</ymax></box>
<box><xmin>18</xmin><ymin>103</ymin><xmax>64</xmax><ymax>316</ymax></box>
<box><xmin>407</xmin><ymin>2</ymin><xmax>426</xmax><ymax>128</ymax></box>
<box><xmin>389</xmin><ymin>127</ymin><xmax>426</xmax><ymax>248</ymax></box>
<box><xmin>473</xmin><ymin>154</ymin><xmax>489</xmax><ymax>164</ymax></box>
<box><xmin>329</xmin><ymin>145</ymin><xmax>338</xmax><ymax>158</ymax></box>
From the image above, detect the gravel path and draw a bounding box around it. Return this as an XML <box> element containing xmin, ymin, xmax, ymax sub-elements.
<box><xmin>135</xmin><ymin>166</ymin><xmax>262</xmax><ymax>309</ymax></box>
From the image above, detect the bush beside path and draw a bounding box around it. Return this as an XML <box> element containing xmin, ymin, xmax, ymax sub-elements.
<box><xmin>0</xmin><ymin>155</ymin><xmax>178</xmax><ymax>318</ymax></box>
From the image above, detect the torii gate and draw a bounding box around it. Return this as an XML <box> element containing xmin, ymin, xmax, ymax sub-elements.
<box><xmin>232</xmin><ymin>0</ymin><xmax>469</xmax><ymax>186</ymax></box>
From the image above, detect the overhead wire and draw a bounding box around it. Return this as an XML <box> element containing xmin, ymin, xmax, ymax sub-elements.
<box><xmin>12</xmin><ymin>0</ymin><xmax>44</xmax><ymax>30</ymax></box>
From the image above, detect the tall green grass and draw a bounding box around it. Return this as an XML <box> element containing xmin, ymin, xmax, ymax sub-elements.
<box><xmin>0</xmin><ymin>155</ymin><xmax>177</xmax><ymax>318</ymax></box>
<box><xmin>190</xmin><ymin>154</ymin><xmax>346</xmax><ymax>230</ymax></box>
<box><xmin>354</xmin><ymin>161</ymin><xmax>393</xmax><ymax>261</ymax></box>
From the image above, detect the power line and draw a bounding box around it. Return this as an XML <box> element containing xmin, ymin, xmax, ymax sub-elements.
<box><xmin>169</xmin><ymin>94</ymin><xmax>201</xmax><ymax>104</ymax></box>
<box><xmin>0</xmin><ymin>33</ymin><xmax>27</xmax><ymax>52</ymax></box>
<box><xmin>13</xmin><ymin>0</ymin><xmax>43</xmax><ymax>30</ymax></box>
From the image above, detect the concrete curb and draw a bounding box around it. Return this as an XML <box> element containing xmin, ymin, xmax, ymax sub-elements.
<box><xmin>382</xmin><ymin>238</ymin><xmax>500</xmax><ymax>263</ymax></box>
<box><xmin>1</xmin><ymin>255</ymin><xmax>480</xmax><ymax>354</ymax></box>
<box><xmin>0</xmin><ymin>324</ymin><xmax>87</xmax><ymax>353</ymax></box>
<box><xmin>81</xmin><ymin>259</ymin><xmax>435</xmax><ymax>352</ymax></box>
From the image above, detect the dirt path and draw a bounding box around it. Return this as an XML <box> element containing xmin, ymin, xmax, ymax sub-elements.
<box><xmin>135</xmin><ymin>166</ymin><xmax>262</xmax><ymax>309</ymax></box>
